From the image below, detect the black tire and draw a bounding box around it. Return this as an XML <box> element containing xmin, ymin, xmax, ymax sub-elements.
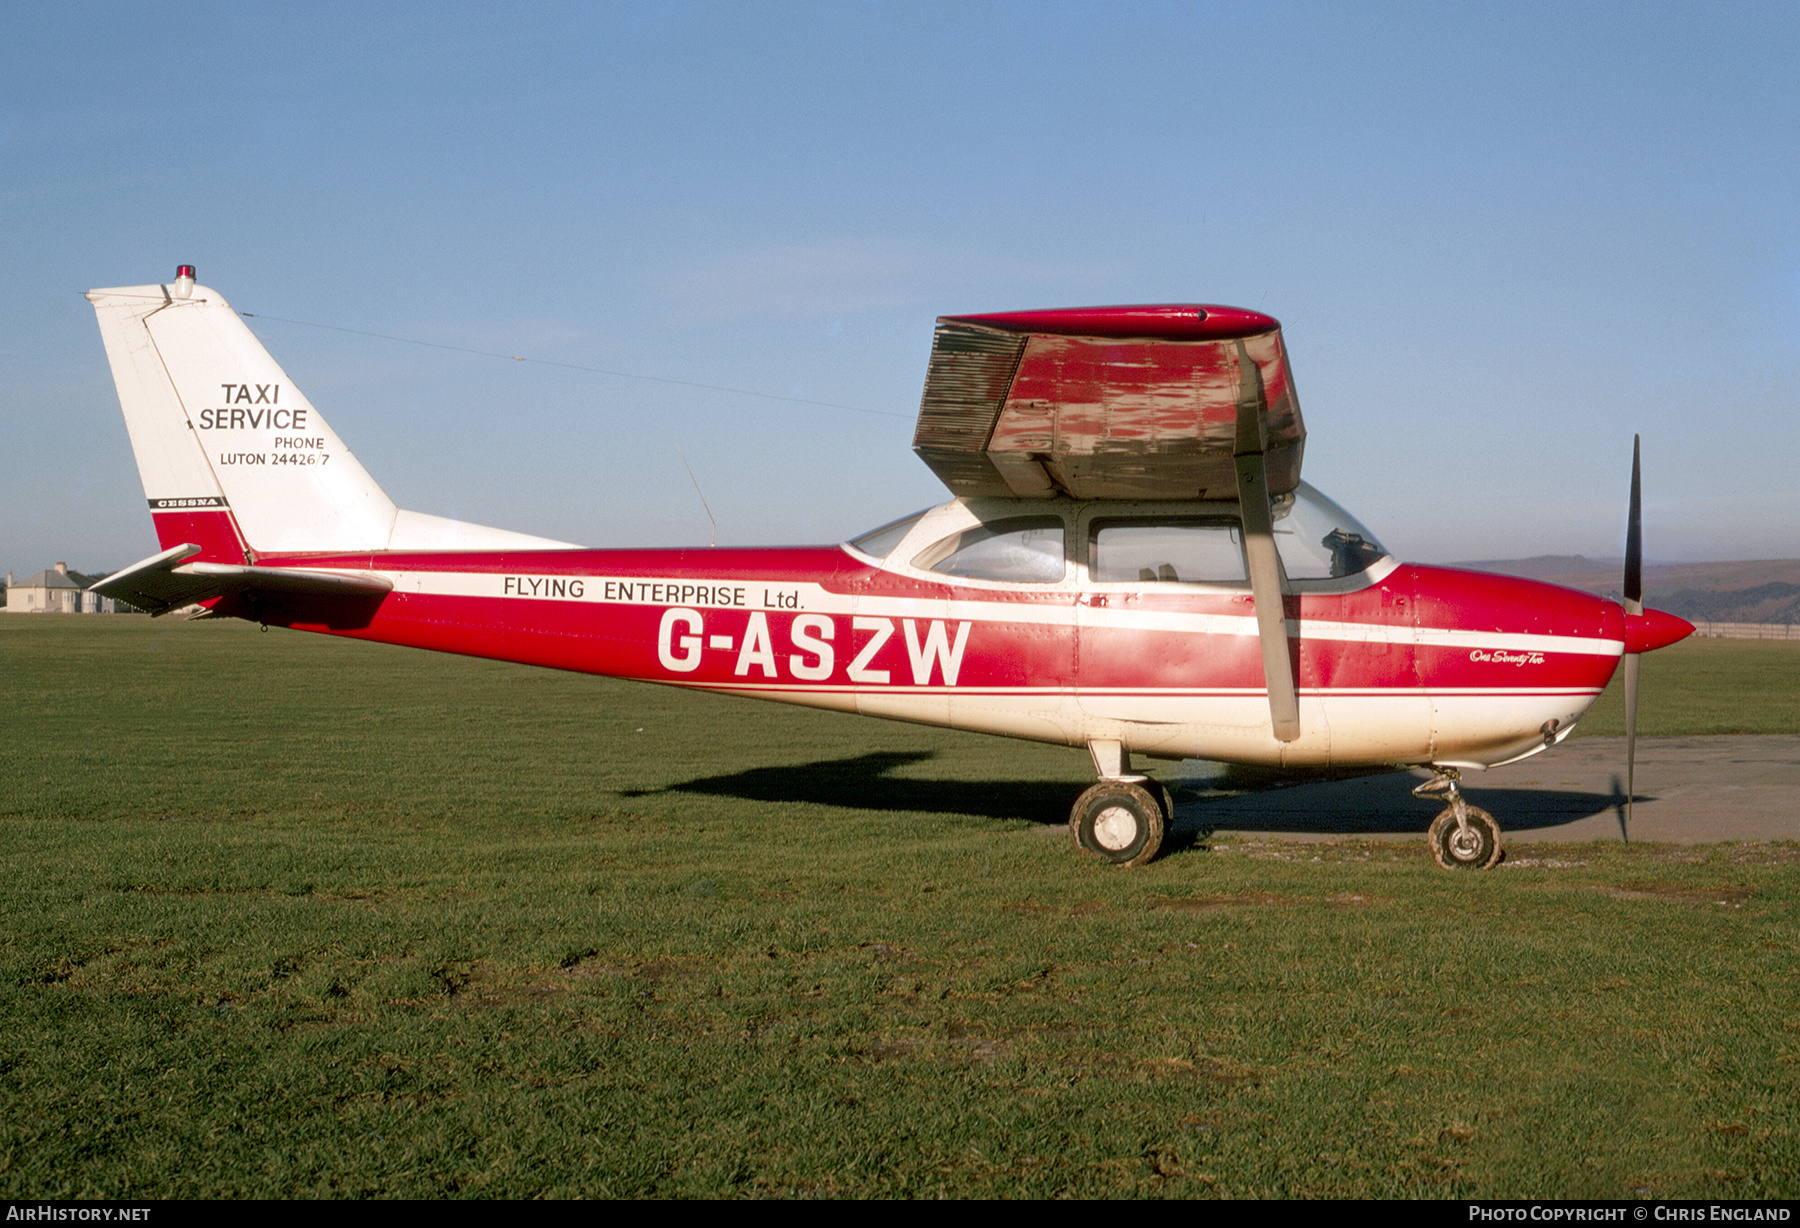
<box><xmin>1151</xmin><ymin>781</ymin><xmax>1176</xmax><ymax>826</ymax></box>
<box><xmin>1427</xmin><ymin>804</ymin><xmax>1502</xmax><ymax>870</ymax></box>
<box><xmin>1070</xmin><ymin>781</ymin><xmax>1166</xmax><ymax>867</ymax></box>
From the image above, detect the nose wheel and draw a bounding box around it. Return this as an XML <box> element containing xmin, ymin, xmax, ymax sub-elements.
<box><xmin>1415</xmin><ymin>769</ymin><xmax>1503</xmax><ymax>870</ymax></box>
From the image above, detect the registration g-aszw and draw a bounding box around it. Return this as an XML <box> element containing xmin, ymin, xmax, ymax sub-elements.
<box><xmin>655</xmin><ymin>606</ymin><xmax>972</xmax><ymax>686</ymax></box>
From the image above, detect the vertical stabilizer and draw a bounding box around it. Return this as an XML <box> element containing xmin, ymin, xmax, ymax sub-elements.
<box><xmin>88</xmin><ymin>270</ymin><xmax>574</xmax><ymax>558</ymax></box>
<box><xmin>89</xmin><ymin>275</ymin><xmax>397</xmax><ymax>559</ymax></box>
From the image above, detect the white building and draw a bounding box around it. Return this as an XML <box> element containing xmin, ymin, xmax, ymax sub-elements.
<box><xmin>3</xmin><ymin>562</ymin><xmax>117</xmax><ymax>613</ymax></box>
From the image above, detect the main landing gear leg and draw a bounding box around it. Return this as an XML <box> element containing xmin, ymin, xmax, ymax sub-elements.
<box><xmin>1414</xmin><ymin>768</ymin><xmax>1503</xmax><ymax>870</ymax></box>
<box><xmin>1070</xmin><ymin>740</ymin><xmax>1171</xmax><ymax>867</ymax></box>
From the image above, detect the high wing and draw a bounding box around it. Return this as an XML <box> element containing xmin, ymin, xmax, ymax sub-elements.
<box><xmin>911</xmin><ymin>304</ymin><xmax>1303</xmax><ymax>501</ymax></box>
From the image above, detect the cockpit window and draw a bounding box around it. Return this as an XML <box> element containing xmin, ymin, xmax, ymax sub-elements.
<box><xmin>1271</xmin><ymin>483</ymin><xmax>1389</xmax><ymax>579</ymax></box>
<box><xmin>1090</xmin><ymin>519</ymin><xmax>1246</xmax><ymax>583</ymax></box>
<box><xmin>913</xmin><ymin>518</ymin><xmax>1066</xmax><ymax>583</ymax></box>
<box><xmin>848</xmin><ymin>509</ymin><xmax>928</xmax><ymax>559</ymax></box>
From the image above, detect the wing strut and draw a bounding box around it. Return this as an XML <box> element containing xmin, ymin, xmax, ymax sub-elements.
<box><xmin>1233</xmin><ymin>342</ymin><xmax>1301</xmax><ymax>743</ymax></box>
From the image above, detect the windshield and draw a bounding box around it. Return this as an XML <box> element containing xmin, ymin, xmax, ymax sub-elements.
<box><xmin>847</xmin><ymin>509</ymin><xmax>929</xmax><ymax>559</ymax></box>
<box><xmin>1271</xmin><ymin>483</ymin><xmax>1389</xmax><ymax>579</ymax></box>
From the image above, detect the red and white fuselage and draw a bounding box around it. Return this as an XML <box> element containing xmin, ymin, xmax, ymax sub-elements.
<box><xmin>165</xmin><ymin>498</ymin><xmax>1663</xmax><ymax>773</ymax></box>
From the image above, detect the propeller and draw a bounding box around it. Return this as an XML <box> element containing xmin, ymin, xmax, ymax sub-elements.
<box><xmin>1622</xmin><ymin>436</ymin><xmax>1643</xmax><ymax>837</ymax></box>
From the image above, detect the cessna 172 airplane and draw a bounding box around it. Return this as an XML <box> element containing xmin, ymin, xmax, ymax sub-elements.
<box><xmin>88</xmin><ymin>267</ymin><xmax>1693</xmax><ymax>870</ymax></box>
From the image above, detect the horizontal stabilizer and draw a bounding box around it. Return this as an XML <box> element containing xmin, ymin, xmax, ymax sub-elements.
<box><xmin>91</xmin><ymin>543</ymin><xmax>392</xmax><ymax>616</ymax></box>
<box><xmin>912</xmin><ymin>304</ymin><xmax>1305</xmax><ymax>501</ymax></box>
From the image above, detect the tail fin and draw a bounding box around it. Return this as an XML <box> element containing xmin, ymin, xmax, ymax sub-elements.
<box><xmin>88</xmin><ymin>268</ymin><xmax>572</xmax><ymax>561</ymax></box>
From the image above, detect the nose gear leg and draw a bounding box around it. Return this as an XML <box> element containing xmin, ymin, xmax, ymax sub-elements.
<box><xmin>1414</xmin><ymin>768</ymin><xmax>1503</xmax><ymax>870</ymax></box>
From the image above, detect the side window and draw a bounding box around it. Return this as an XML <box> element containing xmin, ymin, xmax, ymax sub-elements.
<box><xmin>913</xmin><ymin>518</ymin><xmax>1066</xmax><ymax>583</ymax></box>
<box><xmin>1091</xmin><ymin>520</ymin><xmax>1247</xmax><ymax>584</ymax></box>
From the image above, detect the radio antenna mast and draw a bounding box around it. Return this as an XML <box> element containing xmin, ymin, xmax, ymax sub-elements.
<box><xmin>675</xmin><ymin>444</ymin><xmax>717</xmax><ymax>547</ymax></box>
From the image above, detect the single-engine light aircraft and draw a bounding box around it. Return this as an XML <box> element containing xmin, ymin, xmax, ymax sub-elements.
<box><xmin>88</xmin><ymin>268</ymin><xmax>1694</xmax><ymax>869</ymax></box>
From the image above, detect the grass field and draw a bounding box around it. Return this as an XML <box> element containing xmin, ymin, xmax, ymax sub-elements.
<box><xmin>2</xmin><ymin>618</ymin><xmax>1795</xmax><ymax>1198</ymax></box>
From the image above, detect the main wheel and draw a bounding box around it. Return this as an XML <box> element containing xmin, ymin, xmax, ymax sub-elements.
<box><xmin>1070</xmin><ymin>781</ymin><xmax>1166</xmax><ymax>867</ymax></box>
<box><xmin>1427</xmin><ymin>804</ymin><xmax>1502</xmax><ymax>870</ymax></box>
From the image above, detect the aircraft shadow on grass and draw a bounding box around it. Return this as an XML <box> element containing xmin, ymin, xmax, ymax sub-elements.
<box><xmin>636</xmin><ymin>752</ymin><xmax>1646</xmax><ymax>839</ymax></box>
<box><xmin>628</xmin><ymin>751</ymin><xmax>1079</xmax><ymax>824</ymax></box>
<box><xmin>1188</xmin><ymin>770</ymin><xmax>1643</xmax><ymax>837</ymax></box>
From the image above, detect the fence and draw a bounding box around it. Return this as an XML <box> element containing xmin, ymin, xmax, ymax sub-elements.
<box><xmin>1689</xmin><ymin>620</ymin><xmax>1800</xmax><ymax>641</ymax></box>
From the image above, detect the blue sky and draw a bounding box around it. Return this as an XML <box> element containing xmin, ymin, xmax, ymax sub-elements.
<box><xmin>4</xmin><ymin>1</ymin><xmax>1796</xmax><ymax>576</ymax></box>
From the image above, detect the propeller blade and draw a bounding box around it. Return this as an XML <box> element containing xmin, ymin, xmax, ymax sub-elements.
<box><xmin>1622</xmin><ymin>435</ymin><xmax>1643</xmax><ymax>836</ymax></box>
<box><xmin>1624</xmin><ymin>435</ymin><xmax>1643</xmax><ymax>616</ymax></box>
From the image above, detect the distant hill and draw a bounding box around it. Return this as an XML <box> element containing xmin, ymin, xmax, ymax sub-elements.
<box><xmin>1441</xmin><ymin>557</ymin><xmax>1800</xmax><ymax>626</ymax></box>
